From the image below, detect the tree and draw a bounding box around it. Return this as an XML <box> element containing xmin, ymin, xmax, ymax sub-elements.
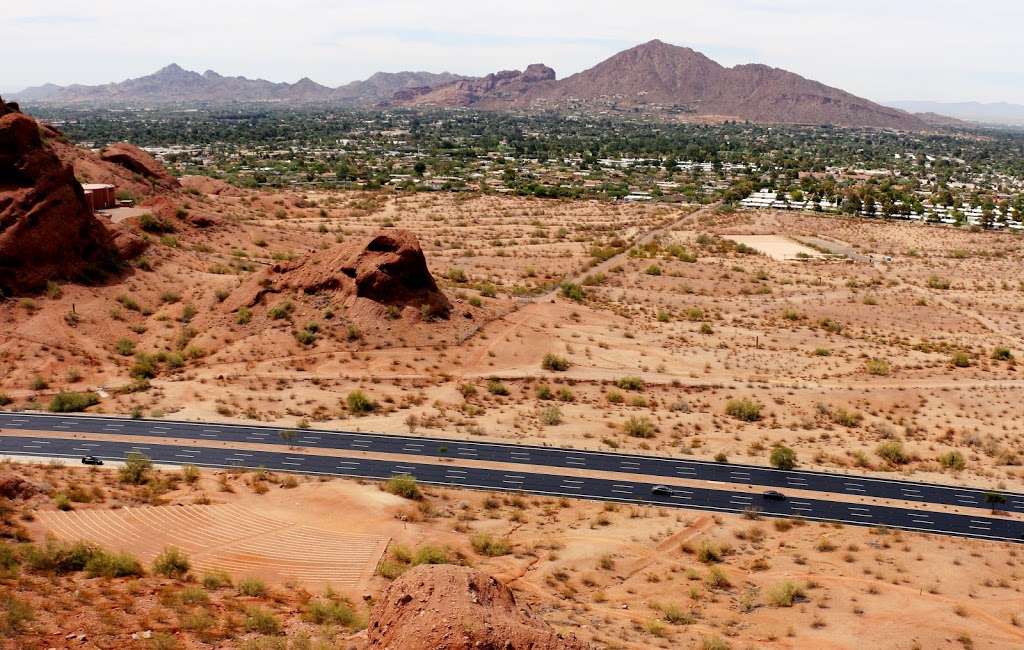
<box><xmin>413</xmin><ymin>161</ymin><xmax>427</xmax><ymax>177</ymax></box>
<box><xmin>769</xmin><ymin>446</ymin><xmax>797</xmax><ymax>470</ymax></box>
<box><xmin>279</xmin><ymin>430</ymin><xmax>297</xmax><ymax>448</ymax></box>
<box><xmin>984</xmin><ymin>491</ymin><xmax>1007</xmax><ymax>514</ymax></box>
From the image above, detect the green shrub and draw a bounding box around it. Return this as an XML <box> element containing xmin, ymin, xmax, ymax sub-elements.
<box><xmin>304</xmin><ymin>598</ymin><xmax>360</xmax><ymax>627</ymax></box>
<box><xmin>992</xmin><ymin>347</ymin><xmax>1014</xmax><ymax>361</ymax></box>
<box><xmin>538</xmin><ymin>405</ymin><xmax>562</xmax><ymax>426</ymax></box>
<box><xmin>696</xmin><ymin>539</ymin><xmax>721</xmax><ymax>564</ymax></box>
<box><xmin>384</xmin><ymin>474</ymin><xmax>421</xmax><ymax>500</ymax></box>
<box><xmin>412</xmin><ymin>545</ymin><xmax>449</xmax><ymax>565</ymax></box>
<box><xmin>615</xmin><ymin>376</ymin><xmax>644</xmax><ymax>391</ymax></box>
<box><xmin>85</xmin><ymin>550</ymin><xmax>144</xmax><ymax>578</ymax></box>
<box><xmin>938</xmin><ymin>450</ymin><xmax>966</xmax><ymax>471</ymax></box>
<box><xmin>21</xmin><ymin>540</ymin><xmax>98</xmax><ymax>574</ymax></box>
<box><xmin>139</xmin><ymin>213</ymin><xmax>175</xmax><ymax>234</ymax></box>
<box><xmin>346</xmin><ymin>390</ymin><xmax>376</xmax><ymax>414</ymax></box>
<box><xmin>662</xmin><ymin>604</ymin><xmax>695</xmax><ymax>625</ymax></box>
<box><xmin>446</xmin><ymin>268</ymin><xmax>468</xmax><ymax>283</ymax></box>
<box><xmin>865</xmin><ymin>358</ymin><xmax>891</xmax><ymax>376</ymax></box>
<box><xmin>236</xmin><ymin>307</ymin><xmax>253</xmax><ymax>324</ymax></box>
<box><xmin>48</xmin><ymin>391</ymin><xmax>100</xmax><ymax>413</ymax></box>
<box><xmin>180</xmin><ymin>464</ymin><xmax>200</xmax><ymax>484</ymax></box>
<box><xmin>767</xmin><ymin>580</ymin><xmax>806</xmax><ymax>607</ymax></box>
<box><xmin>950</xmin><ymin>351</ymin><xmax>972</xmax><ymax>368</ymax></box>
<box><xmin>535</xmin><ymin>384</ymin><xmax>553</xmax><ymax>400</ymax></box>
<box><xmin>560</xmin><ymin>282</ymin><xmax>585</xmax><ymax>302</ymax></box>
<box><xmin>541</xmin><ymin>353</ymin><xmax>570</xmax><ymax>371</ymax></box>
<box><xmin>0</xmin><ymin>592</ymin><xmax>33</xmax><ymax>634</ymax></box>
<box><xmin>769</xmin><ymin>446</ymin><xmax>797</xmax><ymax>470</ymax></box>
<box><xmin>876</xmin><ymin>440</ymin><xmax>908</xmax><ymax>465</ymax></box>
<box><xmin>926</xmin><ymin>275</ymin><xmax>951</xmax><ymax>290</ymax></box>
<box><xmin>201</xmin><ymin>570</ymin><xmax>232</xmax><ymax>589</ymax></box>
<box><xmin>830</xmin><ymin>407</ymin><xmax>863</xmax><ymax>427</ymax></box>
<box><xmin>119</xmin><ymin>452</ymin><xmax>152</xmax><ymax>485</ymax></box>
<box><xmin>0</xmin><ymin>545</ymin><xmax>19</xmax><ymax>579</ymax></box>
<box><xmin>130</xmin><ymin>353</ymin><xmax>158</xmax><ymax>379</ymax></box>
<box><xmin>244</xmin><ymin>606</ymin><xmax>280</xmax><ymax>634</ymax></box>
<box><xmin>486</xmin><ymin>379</ymin><xmax>509</xmax><ymax>396</ymax></box>
<box><xmin>725</xmin><ymin>398</ymin><xmax>762</xmax><ymax>422</ymax></box>
<box><xmin>623</xmin><ymin>416</ymin><xmax>655</xmax><ymax>438</ymax></box>
<box><xmin>238</xmin><ymin>576</ymin><xmax>267</xmax><ymax>597</ymax></box>
<box><xmin>267</xmin><ymin>301</ymin><xmax>294</xmax><ymax>320</ymax></box>
<box><xmin>152</xmin><ymin>547</ymin><xmax>190</xmax><ymax>578</ymax></box>
<box><xmin>115</xmin><ymin>338</ymin><xmax>136</xmax><ymax>356</ymax></box>
<box><xmin>0</xmin><ymin>393</ymin><xmax>10</xmax><ymax>406</ymax></box>
<box><xmin>470</xmin><ymin>533</ymin><xmax>511</xmax><ymax>557</ymax></box>
<box><xmin>700</xmin><ymin>636</ymin><xmax>731</xmax><ymax>650</ymax></box>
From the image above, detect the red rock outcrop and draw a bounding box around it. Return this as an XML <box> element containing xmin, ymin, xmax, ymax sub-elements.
<box><xmin>225</xmin><ymin>229</ymin><xmax>451</xmax><ymax>320</ymax></box>
<box><xmin>99</xmin><ymin>143</ymin><xmax>179</xmax><ymax>189</ymax></box>
<box><xmin>0</xmin><ymin>96</ymin><xmax>145</xmax><ymax>294</ymax></box>
<box><xmin>394</xmin><ymin>64</ymin><xmax>556</xmax><ymax>108</ymax></box>
<box><xmin>367</xmin><ymin>565</ymin><xmax>588</xmax><ymax>650</ymax></box>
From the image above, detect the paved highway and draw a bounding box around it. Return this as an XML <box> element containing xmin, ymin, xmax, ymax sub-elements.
<box><xmin>2</xmin><ymin>412</ymin><xmax>1021</xmax><ymax>515</ymax></box>
<box><xmin>0</xmin><ymin>434</ymin><xmax>1020</xmax><ymax>544</ymax></box>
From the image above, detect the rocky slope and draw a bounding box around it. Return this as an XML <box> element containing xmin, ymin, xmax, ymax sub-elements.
<box><xmin>0</xmin><ymin>97</ymin><xmax>145</xmax><ymax>295</ymax></box>
<box><xmin>367</xmin><ymin>565</ymin><xmax>588</xmax><ymax>650</ymax></box>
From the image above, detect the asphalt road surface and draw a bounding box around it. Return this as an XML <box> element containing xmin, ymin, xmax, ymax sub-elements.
<box><xmin>2</xmin><ymin>412</ymin><xmax>1020</xmax><ymax>515</ymax></box>
<box><xmin>0</xmin><ymin>433</ymin><xmax>1021</xmax><ymax>544</ymax></box>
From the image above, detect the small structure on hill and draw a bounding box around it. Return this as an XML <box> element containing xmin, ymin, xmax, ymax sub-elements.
<box><xmin>81</xmin><ymin>183</ymin><xmax>116</xmax><ymax>211</ymax></box>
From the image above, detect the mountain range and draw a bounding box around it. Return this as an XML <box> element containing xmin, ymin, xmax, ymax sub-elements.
<box><xmin>885</xmin><ymin>100</ymin><xmax>1024</xmax><ymax>126</ymax></box>
<box><xmin>13</xmin><ymin>65</ymin><xmax>465</xmax><ymax>106</ymax></box>
<box><xmin>14</xmin><ymin>40</ymin><xmax>927</xmax><ymax>129</ymax></box>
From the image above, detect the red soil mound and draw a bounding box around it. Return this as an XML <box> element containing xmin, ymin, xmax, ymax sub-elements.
<box><xmin>367</xmin><ymin>565</ymin><xmax>588</xmax><ymax>650</ymax></box>
<box><xmin>0</xmin><ymin>97</ymin><xmax>146</xmax><ymax>294</ymax></box>
<box><xmin>226</xmin><ymin>229</ymin><xmax>452</xmax><ymax>320</ymax></box>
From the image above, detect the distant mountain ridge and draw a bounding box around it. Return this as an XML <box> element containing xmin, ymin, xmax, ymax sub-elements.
<box><xmin>15</xmin><ymin>41</ymin><xmax>927</xmax><ymax>129</ymax></box>
<box><xmin>391</xmin><ymin>40</ymin><xmax>923</xmax><ymax>129</ymax></box>
<box><xmin>886</xmin><ymin>100</ymin><xmax>1024</xmax><ymax>126</ymax></box>
<box><xmin>13</xmin><ymin>64</ymin><xmax>465</xmax><ymax>105</ymax></box>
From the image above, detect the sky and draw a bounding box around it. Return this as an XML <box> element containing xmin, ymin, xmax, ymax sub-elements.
<box><xmin>2</xmin><ymin>0</ymin><xmax>1023</xmax><ymax>103</ymax></box>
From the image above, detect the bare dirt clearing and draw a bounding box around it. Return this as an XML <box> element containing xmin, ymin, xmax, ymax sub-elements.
<box><xmin>722</xmin><ymin>234</ymin><xmax>823</xmax><ymax>260</ymax></box>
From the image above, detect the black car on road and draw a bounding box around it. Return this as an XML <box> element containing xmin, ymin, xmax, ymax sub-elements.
<box><xmin>762</xmin><ymin>490</ymin><xmax>786</xmax><ymax>501</ymax></box>
<box><xmin>81</xmin><ymin>456</ymin><xmax>104</xmax><ymax>466</ymax></box>
<box><xmin>651</xmin><ymin>485</ymin><xmax>673</xmax><ymax>496</ymax></box>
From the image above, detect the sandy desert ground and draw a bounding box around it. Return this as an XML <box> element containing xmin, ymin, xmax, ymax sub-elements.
<box><xmin>1</xmin><ymin>460</ymin><xmax>1022</xmax><ymax>649</ymax></box>
<box><xmin>4</xmin><ymin>188</ymin><xmax>1024</xmax><ymax>648</ymax></box>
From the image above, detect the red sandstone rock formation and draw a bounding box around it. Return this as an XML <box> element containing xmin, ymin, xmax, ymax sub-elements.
<box><xmin>99</xmin><ymin>143</ymin><xmax>180</xmax><ymax>189</ymax></box>
<box><xmin>225</xmin><ymin>229</ymin><xmax>451</xmax><ymax>321</ymax></box>
<box><xmin>0</xmin><ymin>96</ymin><xmax>145</xmax><ymax>294</ymax></box>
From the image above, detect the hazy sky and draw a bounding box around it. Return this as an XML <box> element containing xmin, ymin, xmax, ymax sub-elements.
<box><xmin>3</xmin><ymin>0</ymin><xmax>1022</xmax><ymax>103</ymax></box>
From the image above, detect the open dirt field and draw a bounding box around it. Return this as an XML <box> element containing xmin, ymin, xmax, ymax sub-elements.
<box><xmin>721</xmin><ymin>234</ymin><xmax>823</xmax><ymax>261</ymax></box>
<box><xmin>35</xmin><ymin>503</ymin><xmax>388</xmax><ymax>588</ymax></box>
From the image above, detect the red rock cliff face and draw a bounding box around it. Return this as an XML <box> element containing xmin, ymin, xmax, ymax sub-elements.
<box><xmin>0</xmin><ymin>96</ymin><xmax>144</xmax><ymax>294</ymax></box>
<box><xmin>367</xmin><ymin>565</ymin><xmax>589</xmax><ymax>650</ymax></box>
